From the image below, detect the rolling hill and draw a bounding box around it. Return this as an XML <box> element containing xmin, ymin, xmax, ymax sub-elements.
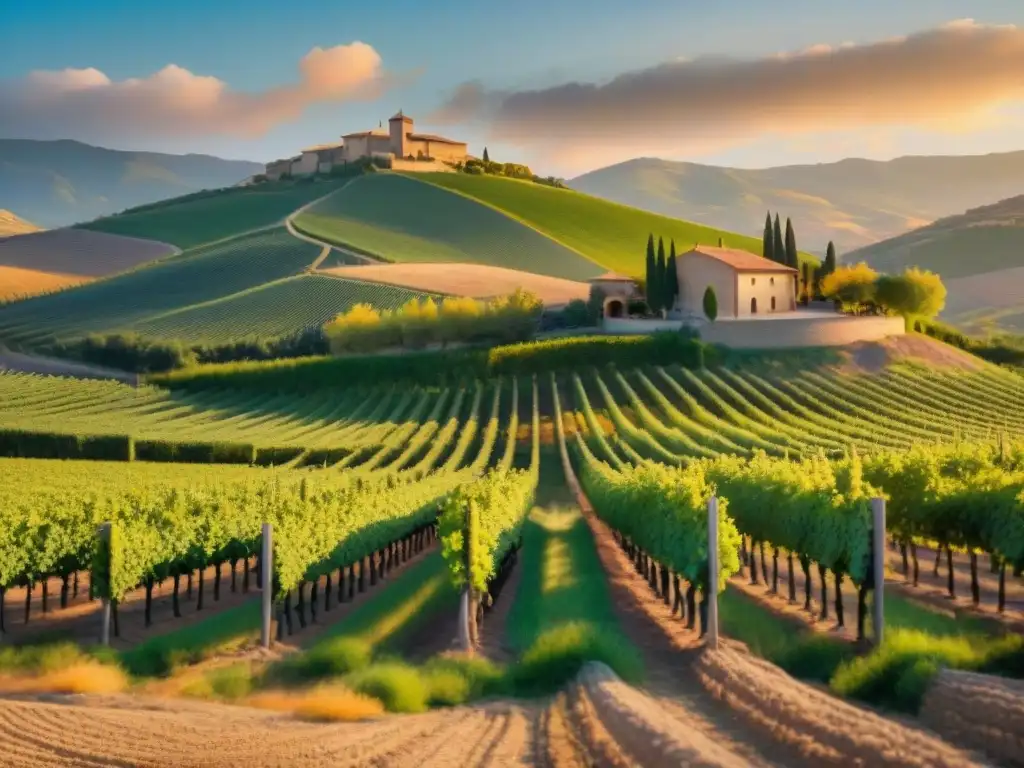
<box><xmin>845</xmin><ymin>194</ymin><xmax>1024</xmax><ymax>334</ymax></box>
<box><xmin>0</xmin><ymin>167</ymin><xmax>811</xmax><ymax>347</ymax></box>
<box><xmin>570</xmin><ymin>153</ymin><xmax>1024</xmax><ymax>254</ymax></box>
<box><xmin>0</xmin><ymin>139</ymin><xmax>262</xmax><ymax>229</ymax></box>
<box><xmin>0</xmin><ymin>210</ymin><xmax>40</xmax><ymax>237</ymax></box>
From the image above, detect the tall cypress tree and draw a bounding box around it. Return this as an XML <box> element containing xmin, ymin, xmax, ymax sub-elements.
<box><xmin>483</xmin><ymin>147</ymin><xmax>490</xmax><ymax>163</ymax></box>
<box><xmin>667</xmin><ymin>239</ymin><xmax>678</xmax><ymax>311</ymax></box>
<box><xmin>784</xmin><ymin>217</ymin><xmax>798</xmax><ymax>269</ymax></box>
<box><xmin>824</xmin><ymin>241</ymin><xmax>837</xmax><ymax>275</ymax></box>
<box><xmin>772</xmin><ymin>214</ymin><xmax>785</xmax><ymax>266</ymax></box>
<box><xmin>763</xmin><ymin>211</ymin><xmax>774</xmax><ymax>262</ymax></box>
<box><xmin>645</xmin><ymin>234</ymin><xmax>657</xmax><ymax>313</ymax></box>
<box><xmin>655</xmin><ymin>237</ymin><xmax>667</xmax><ymax>315</ymax></box>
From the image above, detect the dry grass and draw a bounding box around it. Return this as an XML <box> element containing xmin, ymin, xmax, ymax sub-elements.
<box><xmin>0</xmin><ymin>264</ymin><xmax>92</xmax><ymax>301</ymax></box>
<box><xmin>319</xmin><ymin>262</ymin><xmax>590</xmax><ymax>307</ymax></box>
<box><xmin>246</xmin><ymin>684</ymin><xmax>385</xmax><ymax>721</ymax></box>
<box><xmin>0</xmin><ymin>210</ymin><xmax>41</xmax><ymax>238</ymax></box>
<box><xmin>0</xmin><ymin>661</ymin><xmax>128</xmax><ymax>695</ymax></box>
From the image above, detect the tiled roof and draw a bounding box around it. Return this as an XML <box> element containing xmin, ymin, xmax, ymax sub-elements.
<box><xmin>341</xmin><ymin>129</ymin><xmax>389</xmax><ymax>138</ymax></box>
<box><xmin>390</xmin><ymin>111</ymin><xmax>413</xmax><ymax>122</ymax></box>
<box><xmin>589</xmin><ymin>271</ymin><xmax>636</xmax><ymax>282</ymax></box>
<box><xmin>408</xmin><ymin>132</ymin><xmax>466</xmax><ymax>146</ymax></box>
<box><xmin>684</xmin><ymin>245</ymin><xmax>798</xmax><ymax>273</ymax></box>
<box><xmin>301</xmin><ymin>142</ymin><xmax>345</xmax><ymax>152</ymax></box>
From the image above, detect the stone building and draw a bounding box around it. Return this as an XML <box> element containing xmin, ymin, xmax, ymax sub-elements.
<box><xmin>676</xmin><ymin>245</ymin><xmax>797</xmax><ymax>319</ymax></box>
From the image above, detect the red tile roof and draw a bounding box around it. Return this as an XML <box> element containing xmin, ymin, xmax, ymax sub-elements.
<box><xmin>684</xmin><ymin>245</ymin><xmax>797</xmax><ymax>273</ymax></box>
<box><xmin>408</xmin><ymin>132</ymin><xmax>466</xmax><ymax>146</ymax></box>
<box><xmin>390</xmin><ymin>111</ymin><xmax>413</xmax><ymax>122</ymax></box>
<box><xmin>341</xmin><ymin>129</ymin><xmax>389</xmax><ymax>139</ymax></box>
<box><xmin>589</xmin><ymin>271</ymin><xmax>636</xmax><ymax>282</ymax></box>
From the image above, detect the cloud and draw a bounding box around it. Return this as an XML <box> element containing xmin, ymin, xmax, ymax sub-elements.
<box><xmin>431</xmin><ymin>19</ymin><xmax>1024</xmax><ymax>162</ymax></box>
<box><xmin>0</xmin><ymin>42</ymin><xmax>396</xmax><ymax>141</ymax></box>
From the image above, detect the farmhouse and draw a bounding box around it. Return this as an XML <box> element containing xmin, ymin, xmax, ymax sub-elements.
<box><xmin>677</xmin><ymin>245</ymin><xmax>797</xmax><ymax>319</ymax></box>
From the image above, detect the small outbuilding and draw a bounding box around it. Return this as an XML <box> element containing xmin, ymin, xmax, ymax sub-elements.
<box><xmin>677</xmin><ymin>245</ymin><xmax>797</xmax><ymax>319</ymax></box>
<box><xmin>587</xmin><ymin>271</ymin><xmax>639</xmax><ymax>318</ymax></box>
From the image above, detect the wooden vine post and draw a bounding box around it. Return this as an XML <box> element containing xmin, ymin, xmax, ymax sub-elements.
<box><xmin>260</xmin><ymin>522</ymin><xmax>273</xmax><ymax>649</ymax></box>
<box><xmin>707</xmin><ymin>496</ymin><xmax>719</xmax><ymax>650</ymax></box>
<box><xmin>98</xmin><ymin>522</ymin><xmax>112</xmax><ymax>647</ymax></box>
<box><xmin>871</xmin><ymin>497</ymin><xmax>886</xmax><ymax>646</ymax></box>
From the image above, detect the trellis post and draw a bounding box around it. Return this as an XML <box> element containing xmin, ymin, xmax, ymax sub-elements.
<box><xmin>98</xmin><ymin>522</ymin><xmax>111</xmax><ymax>647</ymax></box>
<box><xmin>260</xmin><ymin>522</ymin><xmax>273</xmax><ymax>649</ymax></box>
<box><xmin>871</xmin><ymin>497</ymin><xmax>886</xmax><ymax>646</ymax></box>
<box><xmin>707</xmin><ymin>496</ymin><xmax>720</xmax><ymax>650</ymax></box>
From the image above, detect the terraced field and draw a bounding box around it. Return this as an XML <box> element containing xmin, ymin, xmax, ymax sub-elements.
<box><xmin>292</xmin><ymin>174</ymin><xmax>603</xmax><ymax>281</ymax></box>
<box><xmin>134</xmin><ymin>274</ymin><xmax>441</xmax><ymax>344</ymax></box>
<box><xmin>0</xmin><ymin>228</ymin><xmax>323</xmax><ymax>345</ymax></box>
<box><xmin>414</xmin><ymin>173</ymin><xmax>816</xmax><ymax>276</ymax></box>
<box><xmin>78</xmin><ymin>178</ymin><xmax>349</xmax><ymax>249</ymax></box>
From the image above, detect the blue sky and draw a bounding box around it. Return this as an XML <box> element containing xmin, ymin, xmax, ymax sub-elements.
<box><xmin>2</xmin><ymin>0</ymin><xmax>1023</xmax><ymax>175</ymax></box>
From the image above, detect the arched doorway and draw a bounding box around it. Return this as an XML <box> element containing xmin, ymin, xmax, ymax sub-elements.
<box><xmin>751</xmin><ymin>297</ymin><xmax>758</xmax><ymax>314</ymax></box>
<box><xmin>606</xmin><ymin>299</ymin><xmax>625</xmax><ymax>318</ymax></box>
<box><xmin>771</xmin><ymin>296</ymin><xmax>777</xmax><ymax>311</ymax></box>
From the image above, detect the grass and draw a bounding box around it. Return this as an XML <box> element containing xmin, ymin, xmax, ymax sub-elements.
<box><xmin>292</xmin><ymin>174</ymin><xmax>602</xmax><ymax>281</ymax></box>
<box><xmin>133</xmin><ymin>274</ymin><xmax>440</xmax><ymax>345</ymax></box>
<box><xmin>504</xmin><ymin>453</ymin><xmax>644</xmax><ymax>692</ymax></box>
<box><xmin>120</xmin><ymin>599</ymin><xmax>263</xmax><ymax>677</ymax></box>
<box><xmin>78</xmin><ymin>178</ymin><xmax>348</xmax><ymax>249</ymax></box>
<box><xmin>415</xmin><ymin>173</ymin><xmax>817</xmax><ymax>278</ymax></box>
<box><xmin>0</xmin><ymin>228</ymin><xmax>322</xmax><ymax>345</ymax></box>
<box><xmin>720</xmin><ymin>584</ymin><xmax>1024</xmax><ymax>713</ymax></box>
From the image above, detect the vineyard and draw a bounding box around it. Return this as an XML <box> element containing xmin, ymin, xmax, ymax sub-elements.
<box><xmin>292</xmin><ymin>173</ymin><xmax>603</xmax><ymax>281</ymax></box>
<box><xmin>2</xmin><ymin>338</ymin><xmax>1024</xmax><ymax>766</ymax></box>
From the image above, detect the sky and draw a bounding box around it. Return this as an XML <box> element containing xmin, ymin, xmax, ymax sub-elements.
<box><xmin>1</xmin><ymin>0</ymin><xmax>1023</xmax><ymax>177</ymax></box>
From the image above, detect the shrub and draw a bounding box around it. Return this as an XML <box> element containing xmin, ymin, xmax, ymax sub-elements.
<box><xmin>253</xmin><ymin>446</ymin><xmax>305</xmax><ymax>467</ymax></box>
<box><xmin>510</xmin><ymin>622</ymin><xmax>644</xmax><ymax>695</ymax></box>
<box><xmin>703</xmin><ymin>286</ymin><xmax>718</xmax><ymax>321</ymax></box>
<box><xmin>271</xmin><ymin>638</ymin><xmax>373</xmax><ymax>685</ymax></box>
<box><xmin>820</xmin><ymin>262</ymin><xmax>878</xmax><ymax>309</ymax></box>
<box><xmin>134</xmin><ymin>440</ymin><xmax>256</xmax><ymax>465</ymax></box>
<box><xmin>875</xmin><ymin>268</ymin><xmax>946</xmax><ymax>319</ymax></box>
<box><xmin>300</xmin><ymin>447</ymin><xmax>352</xmax><ymax>467</ymax></box>
<box><xmin>80</xmin><ymin>434</ymin><xmax>135</xmax><ymax>461</ymax></box>
<box><xmin>560</xmin><ymin>299</ymin><xmax>592</xmax><ymax>329</ymax></box>
<box><xmin>345</xmin><ymin>661</ymin><xmax>429</xmax><ymax>713</ymax></box>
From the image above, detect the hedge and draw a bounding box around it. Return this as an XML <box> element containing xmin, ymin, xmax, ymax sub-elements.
<box><xmin>0</xmin><ymin>430</ymin><xmax>133</xmax><ymax>461</ymax></box>
<box><xmin>147</xmin><ymin>333</ymin><xmax>707</xmax><ymax>392</ymax></box>
<box><xmin>254</xmin><ymin>446</ymin><xmax>306</xmax><ymax>467</ymax></box>
<box><xmin>301</xmin><ymin>447</ymin><xmax>353</xmax><ymax>467</ymax></box>
<box><xmin>134</xmin><ymin>440</ymin><xmax>256</xmax><ymax>465</ymax></box>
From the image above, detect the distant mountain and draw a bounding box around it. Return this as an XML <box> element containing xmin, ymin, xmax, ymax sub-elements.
<box><xmin>570</xmin><ymin>153</ymin><xmax>1024</xmax><ymax>254</ymax></box>
<box><xmin>845</xmin><ymin>194</ymin><xmax>1024</xmax><ymax>334</ymax></box>
<box><xmin>0</xmin><ymin>209</ymin><xmax>41</xmax><ymax>237</ymax></box>
<box><xmin>0</xmin><ymin>140</ymin><xmax>262</xmax><ymax>228</ymax></box>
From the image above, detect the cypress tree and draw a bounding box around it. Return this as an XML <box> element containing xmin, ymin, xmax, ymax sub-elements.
<box><xmin>483</xmin><ymin>147</ymin><xmax>490</xmax><ymax>163</ymax></box>
<box><xmin>824</xmin><ymin>241</ymin><xmax>837</xmax><ymax>275</ymax></box>
<box><xmin>763</xmin><ymin>211</ymin><xmax>774</xmax><ymax>262</ymax></box>
<box><xmin>784</xmin><ymin>217</ymin><xmax>798</xmax><ymax>269</ymax></box>
<box><xmin>773</xmin><ymin>214</ymin><xmax>785</xmax><ymax>266</ymax></box>
<box><xmin>645</xmin><ymin>234</ymin><xmax>656</xmax><ymax>312</ymax></box>
<box><xmin>655</xmin><ymin>237</ymin><xmax>667</xmax><ymax>315</ymax></box>
<box><xmin>667</xmin><ymin>239</ymin><xmax>678</xmax><ymax>310</ymax></box>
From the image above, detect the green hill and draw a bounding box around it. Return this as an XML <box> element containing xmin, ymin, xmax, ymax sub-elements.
<box><xmin>133</xmin><ymin>274</ymin><xmax>440</xmax><ymax>344</ymax></box>
<box><xmin>845</xmin><ymin>194</ymin><xmax>1024</xmax><ymax>334</ymax></box>
<box><xmin>412</xmin><ymin>172</ymin><xmax>808</xmax><ymax>275</ymax></box>
<box><xmin>570</xmin><ymin>154</ymin><xmax>1024</xmax><ymax>254</ymax></box>
<box><xmin>292</xmin><ymin>173</ymin><xmax>602</xmax><ymax>281</ymax></box>
<box><xmin>0</xmin><ymin>228</ymin><xmax>325</xmax><ymax>345</ymax></box>
<box><xmin>79</xmin><ymin>177</ymin><xmax>349</xmax><ymax>249</ymax></box>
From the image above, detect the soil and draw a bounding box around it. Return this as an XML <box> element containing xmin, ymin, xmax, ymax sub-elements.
<box><xmin>838</xmin><ymin>335</ymin><xmax>985</xmax><ymax>375</ymax></box>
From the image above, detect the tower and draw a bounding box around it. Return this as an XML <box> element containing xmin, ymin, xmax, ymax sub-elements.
<box><xmin>388</xmin><ymin>110</ymin><xmax>413</xmax><ymax>158</ymax></box>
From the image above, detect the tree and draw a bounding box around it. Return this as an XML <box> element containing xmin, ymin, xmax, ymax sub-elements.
<box><xmin>773</xmin><ymin>214</ymin><xmax>785</xmax><ymax>266</ymax></box>
<box><xmin>483</xmin><ymin>147</ymin><xmax>490</xmax><ymax>163</ymax></box>
<box><xmin>801</xmin><ymin>262</ymin><xmax>812</xmax><ymax>304</ymax></box>
<box><xmin>703</xmin><ymin>286</ymin><xmax>718</xmax><ymax>321</ymax></box>
<box><xmin>875</xmin><ymin>267</ymin><xmax>947</xmax><ymax>319</ymax></box>
<box><xmin>655</xmin><ymin>237</ymin><xmax>667</xmax><ymax>316</ymax></box>
<box><xmin>820</xmin><ymin>263</ymin><xmax>879</xmax><ymax>310</ymax></box>
<box><xmin>824</xmin><ymin>241</ymin><xmax>837</xmax><ymax>275</ymax></box>
<box><xmin>587</xmin><ymin>285</ymin><xmax>607</xmax><ymax>324</ymax></box>
<box><xmin>784</xmin><ymin>218</ymin><xmax>798</xmax><ymax>268</ymax></box>
<box><xmin>645</xmin><ymin>234</ymin><xmax>657</xmax><ymax>314</ymax></box>
<box><xmin>666</xmin><ymin>239</ymin><xmax>678</xmax><ymax>311</ymax></box>
<box><xmin>763</xmin><ymin>212</ymin><xmax>774</xmax><ymax>262</ymax></box>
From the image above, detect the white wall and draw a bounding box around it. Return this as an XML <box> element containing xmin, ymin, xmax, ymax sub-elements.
<box><xmin>702</xmin><ymin>315</ymin><xmax>904</xmax><ymax>349</ymax></box>
<box><xmin>677</xmin><ymin>253</ymin><xmax>738</xmax><ymax>318</ymax></box>
<box><xmin>735</xmin><ymin>271</ymin><xmax>797</xmax><ymax>316</ymax></box>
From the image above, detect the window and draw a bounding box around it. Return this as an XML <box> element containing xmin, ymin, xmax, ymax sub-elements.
<box><xmin>771</xmin><ymin>296</ymin><xmax>777</xmax><ymax>310</ymax></box>
<box><xmin>751</xmin><ymin>277</ymin><xmax>756</xmax><ymax>285</ymax></box>
<box><xmin>770</xmin><ymin>277</ymin><xmax>775</xmax><ymax>285</ymax></box>
<box><xmin>751</xmin><ymin>297</ymin><xmax>758</xmax><ymax>313</ymax></box>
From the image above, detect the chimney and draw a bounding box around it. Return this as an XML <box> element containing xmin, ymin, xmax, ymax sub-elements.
<box><xmin>718</xmin><ymin>237</ymin><xmax>724</xmax><ymax>247</ymax></box>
